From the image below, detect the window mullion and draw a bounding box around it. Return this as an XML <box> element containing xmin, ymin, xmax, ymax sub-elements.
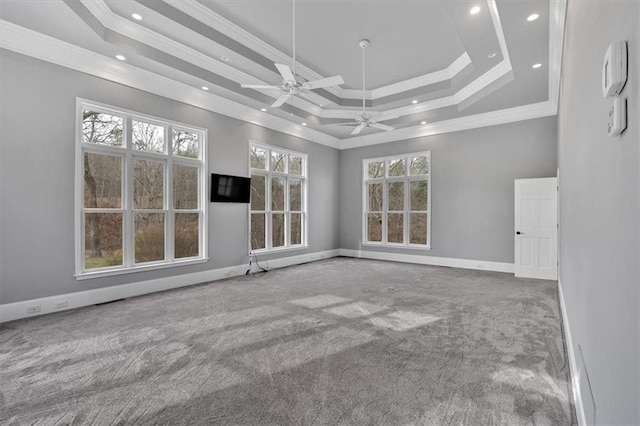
<box><xmin>166</xmin><ymin>128</ymin><xmax>174</xmax><ymax>261</ymax></box>
<box><xmin>266</xmin><ymin>170</ymin><xmax>272</xmax><ymax>250</ymax></box>
<box><xmin>124</xmin><ymin>116</ymin><xmax>134</xmax><ymax>268</ymax></box>
<box><xmin>404</xmin><ymin>175</ymin><xmax>409</xmax><ymax>246</ymax></box>
<box><xmin>285</xmin><ymin>176</ymin><xmax>290</xmax><ymax>247</ymax></box>
<box><xmin>382</xmin><ymin>178</ymin><xmax>388</xmax><ymax>244</ymax></box>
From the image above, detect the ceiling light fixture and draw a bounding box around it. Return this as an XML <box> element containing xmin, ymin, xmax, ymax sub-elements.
<box><xmin>115</xmin><ymin>54</ymin><xmax>126</xmax><ymax>61</ymax></box>
<box><xmin>240</xmin><ymin>0</ymin><xmax>344</xmax><ymax>108</ymax></box>
<box><xmin>487</xmin><ymin>52</ymin><xmax>497</xmax><ymax>59</ymax></box>
<box><xmin>326</xmin><ymin>40</ymin><xmax>397</xmax><ymax>135</ymax></box>
<box><xmin>261</xmin><ymin>108</ymin><xmax>267</xmax><ymax>112</ymax></box>
<box><xmin>532</xmin><ymin>63</ymin><xmax>542</xmax><ymax>69</ymax></box>
<box><xmin>302</xmin><ymin>122</ymin><xmax>307</xmax><ymax>126</ymax></box>
<box><xmin>131</xmin><ymin>13</ymin><xmax>142</xmax><ymax>20</ymax></box>
<box><xmin>470</xmin><ymin>6</ymin><xmax>481</xmax><ymax>15</ymax></box>
<box><xmin>527</xmin><ymin>13</ymin><xmax>539</xmax><ymax>21</ymax></box>
<box><xmin>201</xmin><ymin>86</ymin><xmax>209</xmax><ymax>91</ymax></box>
<box><xmin>412</xmin><ymin>100</ymin><xmax>418</xmax><ymax>104</ymax></box>
<box><xmin>421</xmin><ymin>121</ymin><xmax>427</xmax><ymax>125</ymax></box>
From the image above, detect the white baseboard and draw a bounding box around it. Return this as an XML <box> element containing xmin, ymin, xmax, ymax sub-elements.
<box><xmin>251</xmin><ymin>249</ymin><xmax>341</xmax><ymax>272</ymax></box>
<box><xmin>0</xmin><ymin>249</ymin><xmax>340</xmax><ymax>323</ymax></box>
<box><xmin>1</xmin><ymin>249</ymin><xmax>509</xmax><ymax>323</ymax></box>
<box><xmin>558</xmin><ymin>279</ymin><xmax>586</xmax><ymax>426</ymax></box>
<box><xmin>339</xmin><ymin>249</ymin><xmax>515</xmax><ymax>273</ymax></box>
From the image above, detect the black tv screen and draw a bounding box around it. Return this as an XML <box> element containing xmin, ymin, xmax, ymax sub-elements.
<box><xmin>210</xmin><ymin>174</ymin><xmax>251</xmax><ymax>203</ymax></box>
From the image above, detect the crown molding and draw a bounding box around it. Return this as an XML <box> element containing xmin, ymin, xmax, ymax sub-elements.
<box><xmin>80</xmin><ymin>0</ymin><xmax>267</xmax><ymax>88</ymax></box>
<box><xmin>167</xmin><ymin>0</ymin><xmax>342</xmax><ymax>97</ymax></box>
<box><xmin>157</xmin><ymin>0</ymin><xmax>498</xmax><ymax>102</ymax></box>
<box><xmin>339</xmin><ymin>101</ymin><xmax>557</xmax><ymax>150</ymax></box>
<box><xmin>1</xmin><ymin>0</ymin><xmax>565</xmax><ymax>152</ymax></box>
<box><xmin>548</xmin><ymin>0</ymin><xmax>568</xmax><ymax>111</ymax></box>
<box><xmin>72</xmin><ymin>0</ymin><xmax>515</xmax><ymax>123</ymax></box>
<box><xmin>0</xmin><ymin>20</ymin><xmax>340</xmax><ymax>149</ymax></box>
<box><xmin>339</xmin><ymin>53</ymin><xmax>472</xmax><ymax>100</ymax></box>
<box><xmin>487</xmin><ymin>0</ymin><xmax>511</xmax><ymax>67</ymax></box>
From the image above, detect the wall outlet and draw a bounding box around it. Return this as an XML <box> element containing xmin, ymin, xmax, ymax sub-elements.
<box><xmin>27</xmin><ymin>305</ymin><xmax>41</xmax><ymax>314</ymax></box>
<box><xmin>54</xmin><ymin>301</ymin><xmax>68</xmax><ymax>310</ymax></box>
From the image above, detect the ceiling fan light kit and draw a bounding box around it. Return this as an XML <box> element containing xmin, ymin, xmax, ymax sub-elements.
<box><xmin>240</xmin><ymin>0</ymin><xmax>344</xmax><ymax>108</ymax></box>
<box><xmin>328</xmin><ymin>39</ymin><xmax>396</xmax><ymax>135</ymax></box>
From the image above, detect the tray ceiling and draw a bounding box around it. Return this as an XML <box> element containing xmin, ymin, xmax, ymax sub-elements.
<box><xmin>0</xmin><ymin>0</ymin><xmax>566</xmax><ymax>149</ymax></box>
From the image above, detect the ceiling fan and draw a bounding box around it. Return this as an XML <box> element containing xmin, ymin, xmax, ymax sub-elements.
<box><xmin>240</xmin><ymin>0</ymin><xmax>344</xmax><ymax>108</ymax></box>
<box><xmin>329</xmin><ymin>39</ymin><xmax>397</xmax><ymax>135</ymax></box>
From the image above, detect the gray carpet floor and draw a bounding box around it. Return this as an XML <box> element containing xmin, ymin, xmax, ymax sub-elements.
<box><xmin>0</xmin><ymin>257</ymin><xmax>576</xmax><ymax>425</ymax></box>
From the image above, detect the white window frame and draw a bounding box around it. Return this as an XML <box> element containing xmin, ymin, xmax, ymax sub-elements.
<box><xmin>362</xmin><ymin>151</ymin><xmax>431</xmax><ymax>249</ymax></box>
<box><xmin>75</xmin><ymin>99</ymin><xmax>208</xmax><ymax>279</ymax></box>
<box><xmin>249</xmin><ymin>141</ymin><xmax>308</xmax><ymax>253</ymax></box>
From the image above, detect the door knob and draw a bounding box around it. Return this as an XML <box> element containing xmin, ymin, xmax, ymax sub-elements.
<box><xmin>516</xmin><ymin>231</ymin><xmax>522</xmax><ymax>235</ymax></box>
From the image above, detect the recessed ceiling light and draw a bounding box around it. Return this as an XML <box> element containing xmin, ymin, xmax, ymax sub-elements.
<box><xmin>532</xmin><ymin>63</ymin><xmax>542</xmax><ymax>69</ymax></box>
<box><xmin>421</xmin><ymin>121</ymin><xmax>427</xmax><ymax>125</ymax></box>
<box><xmin>470</xmin><ymin>6</ymin><xmax>481</xmax><ymax>15</ymax></box>
<box><xmin>115</xmin><ymin>54</ymin><xmax>126</xmax><ymax>61</ymax></box>
<box><xmin>487</xmin><ymin>52</ymin><xmax>497</xmax><ymax>59</ymax></box>
<box><xmin>131</xmin><ymin>13</ymin><xmax>142</xmax><ymax>20</ymax></box>
<box><xmin>302</xmin><ymin>122</ymin><xmax>307</xmax><ymax>126</ymax></box>
<box><xmin>220</xmin><ymin>56</ymin><xmax>230</xmax><ymax>62</ymax></box>
<box><xmin>261</xmin><ymin>108</ymin><xmax>267</xmax><ymax>112</ymax></box>
<box><xmin>412</xmin><ymin>100</ymin><xmax>418</xmax><ymax>104</ymax></box>
<box><xmin>201</xmin><ymin>86</ymin><xmax>209</xmax><ymax>91</ymax></box>
<box><xmin>527</xmin><ymin>13</ymin><xmax>540</xmax><ymax>22</ymax></box>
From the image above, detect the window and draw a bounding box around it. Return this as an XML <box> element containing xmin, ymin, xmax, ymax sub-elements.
<box><xmin>249</xmin><ymin>143</ymin><xmax>307</xmax><ymax>251</ymax></box>
<box><xmin>76</xmin><ymin>100</ymin><xmax>207</xmax><ymax>277</ymax></box>
<box><xmin>363</xmin><ymin>152</ymin><xmax>431</xmax><ymax>248</ymax></box>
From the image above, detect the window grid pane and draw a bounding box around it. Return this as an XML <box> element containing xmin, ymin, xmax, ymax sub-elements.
<box><xmin>173</xmin><ymin>164</ymin><xmax>198</xmax><ymax>209</ymax></box>
<box><xmin>271</xmin><ymin>177</ymin><xmax>286</xmax><ymax>211</ymax></box>
<box><xmin>82</xmin><ymin>111</ymin><xmax>124</xmax><ymax>147</ymax></box>
<box><xmin>132</xmin><ymin>120</ymin><xmax>165</xmax><ymax>153</ymax></box>
<box><xmin>84</xmin><ymin>213</ymin><xmax>123</xmax><ymax>269</ymax></box>
<box><xmin>134</xmin><ymin>159</ymin><xmax>164</xmax><ymax>209</ymax></box>
<box><xmin>251</xmin><ymin>213</ymin><xmax>266</xmax><ymax>250</ymax></box>
<box><xmin>172</xmin><ymin>128</ymin><xmax>199</xmax><ymax>158</ymax></box>
<box><xmin>134</xmin><ymin>213</ymin><xmax>165</xmax><ymax>263</ymax></box>
<box><xmin>84</xmin><ymin>153</ymin><xmax>122</xmax><ymax>209</ymax></box>
<box><xmin>250</xmin><ymin>174</ymin><xmax>266</xmax><ymax>211</ymax></box>
<box><xmin>175</xmin><ymin>213</ymin><xmax>199</xmax><ymax>258</ymax></box>
<box><xmin>271</xmin><ymin>151</ymin><xmax>287</xmax><ymax>173</ymax></box>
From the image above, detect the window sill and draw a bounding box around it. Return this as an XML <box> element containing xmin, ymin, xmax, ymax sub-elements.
<box><xmin>361</xmin><ymin>242</ymin><xmax>431</xmax><ymax>251</ymax></box>
<box><xmin>75</xmin><ymin>257</ymin><xmax>210</xmax><ymax>280</ymax></box>
<box><xmin>252</xmin><ymin>245</ymin><xmax>309</xmax><ymax>255</ymax></box>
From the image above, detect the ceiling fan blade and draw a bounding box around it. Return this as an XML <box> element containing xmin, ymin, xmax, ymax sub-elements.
<box><xmin>302</xmin><ymin>75</ymin><xmax>345</xmax><ymax>90</ymax></box>
<box><xmin>241</xmin><ymin>84</ymin><xmax>281</xmax><ymax>90</ymax></box>
<box><xmin>271</xmin><ymin>93</ymin><xmax>291</xmax><ymax>108</ymax></box>
<box><xmin>351</xmin><ymin>123</ymin><xmax>367</xmax><ymax>135</ymax></box>
<box><xmin>370</xmin><ymin>122</ymin><xmax>395</xmax><ymax>132</ymax></box>
<box><xmin>274</xmin><ymin>63</ymin><xmax>296</xmax><ymax>83</ymax></box>
<box><xmin>326</xmin><ymin>122</ymin><xmax>358</xmax><ymax>127</ymax></box>
<box><xmin>377</xmin><ymin>113</ymin><xmax>400</xmax><ymax>121</ymax></box>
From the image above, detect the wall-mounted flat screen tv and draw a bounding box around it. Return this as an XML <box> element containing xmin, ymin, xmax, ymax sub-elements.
<box><xmin>210</xmin><ymin>173</ymin><xmax>251</xmax><ymax>203</ymax></box>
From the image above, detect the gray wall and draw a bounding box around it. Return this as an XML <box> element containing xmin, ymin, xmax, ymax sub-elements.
<box><xmin>0</xmin><ymin>50</ymin><xmax>340</xmax><ymax>304</ymax></box>
<box><xmin>557</xmin><ymin>1</ymin><xmax>640</xmax><ymax>424</ymax></box>
<box><xmin>339</xmin><ymin>117</ymin><xmax>558</xmax><ymax>263</ymax></box>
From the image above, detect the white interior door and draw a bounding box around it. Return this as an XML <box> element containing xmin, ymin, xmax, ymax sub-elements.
<box><xmin>514</xmin><ymin>177</ymin><xmax>558</xmax><ymax>280</ymax></box>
